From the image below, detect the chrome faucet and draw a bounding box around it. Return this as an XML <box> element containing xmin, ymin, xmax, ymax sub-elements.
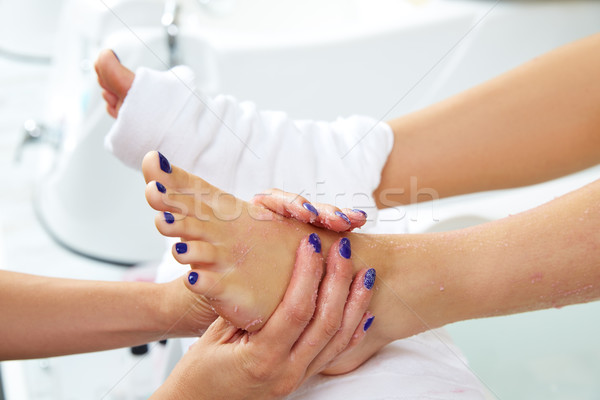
<box><xmin>162</xmin><ymin>0</ymin><xmax>180</xmax><ymax>68</ymax></box>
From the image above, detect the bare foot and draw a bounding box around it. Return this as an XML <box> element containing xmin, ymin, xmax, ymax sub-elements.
<box><xmin>142</xmin><ymin>151</ymin><xmax>341</xmax><ymax>331</ymax></box>
<box><xmin>142</xmin><ymin>151</ymin><xmax>456</xmax><ymax>374</ymax></box>
<box><xmin>94</xmin><ymin>49</ymin><xmax>134</xmax><ymax>118</ymax></box>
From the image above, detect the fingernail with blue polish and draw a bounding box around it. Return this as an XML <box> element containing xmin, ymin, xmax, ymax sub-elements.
<box><xmin>352</xmin><ymin>209</ymin><xmax>367</xmax><ymax>218</ymax></box>
<box><xmin>156</xmin><ymin>181</ymin><xmax>166</xmax><ymax>193</ymax></box>
<box><xmin>188</xmin><ymin>271</ymin><xmax>198</xmax><ymax>285</ymax></box>
<box><xmin>364</xmin><ymin>315</ymin><xmax>375</xmax><ymax>332</ymax></box>
<box><xmin>164</xmin><ymin>211</ymin><xmax>175</xmax><ymax>224</ymax></box>
<box><xmin>335</xmin><ymin>211</ymin><xmax>351</xmax><ymax>225</ymax></box>
<box><xmin>339</xmin><ymin>238</ymin><xmax>351</xmax><ymax>259</ymax></box>
<box><xmin>303</xmin><ymin>202</ymin><xmax>319</xmax><ymax>216</ymax></box>
<box><xmin>175</xmin><ymin>242</ymin><xmax>187</xmax><ymax>254</ymax></box>
<box><xmin>364</xmin><ymin>268</ymin><xmax>376</xmax><ymax>290</ymax></box>
<box><xmin>111</xmin><ymin>49</ymin><xmax>121</xmax><ymax>63</ymax></box>
<box><xmin>308</xmin><ymin>233</ymin><xmax>321</xmax><ymax>253</ymax></box>
<box><xmin>158</xmin><ymin>152</ymin><xmax>172</xmax><ymax>174</ymax></box>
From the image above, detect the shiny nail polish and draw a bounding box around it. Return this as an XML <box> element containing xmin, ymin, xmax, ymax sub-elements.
<box><xmin>303</xmin><ymin>202</ymin><xmax>319</xmax><ymax>216</ymax></box>
<box><xmin>363</xmin><ymin>315</ymin><xmax>375</xmax><ymax>332</ymax></box>
<box><xmin>164</xmin><ymin>211</ymin><xmax>175</xmax><ymax>224</ymax></box>
<box><xmin>158</xmin><ymin>152</ymin><xmax>172</xmax><ymax>174</ymax></box>
<box><xmin>111</xmin><ymin>49</ymin><xmax>121</xmax><ymax>63</ymax></box>
<box><xmin>364</xmin><ymin>268</ymin><xmax>376</xmax><ymax>290</ymax></box>
<box><xmin>352</xmin><ymin>209</ymin><xmax>367</xmax><ymax>218</ymax></box>
<box><xmin>339</xmin><ymin>238</ymin><xmax>351</xmax><ymax>259</ymax></box>
<box><xmin>308</xmin><ymin>233</ymin><xmax>321</xmax><ymax>253</ymax></box>
<box><xmin>156</xmin><ymin>181</ymin><xmax>166</xmax><ymax>193</ymax></box>
<box><xmin>188</xmin><ymin>272</ymin><xmax>198</xmax><ymax>285</ymax></box>
<box><xmin>175</xmin><ymin>242</ymin><xmax>187</xmax><ymax>254</ymax></box>
<box><xmin>335</xmin><ymin>211</ymin><xmax>351</xmax><ymax>224</ymax></box>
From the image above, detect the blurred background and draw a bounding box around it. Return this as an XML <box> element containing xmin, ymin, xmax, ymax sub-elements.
<box><xmin>1</xmin><ymin>0</ymin><xmax>599</xmax><ymax>398</ymax></box>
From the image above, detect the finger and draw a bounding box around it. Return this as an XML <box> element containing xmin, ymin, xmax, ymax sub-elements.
<box><xmin>199</xmin><ymin>316</ymin><xmax>242</xmax><ymax>345</ymax></box>
<box><xmin>305</xmin><ymin>267</ymin><xmax>376</xmax><ymax>377</ymax></box>
<box><xmin>256</xmin><ymin>234</ymin><xmax>324</xmax><ymax>351</ymax></box>
<box><xmin>291</xmin><ymin>238</ymin><xmax>354</xmax><ymax>366</ymax></box>
<box><xmin>341</xmin><ymin>208</ymin><xmax>368</xmax><ymax>230</ymax></box>
<box><xmin>308</xmin><ymin>203</ymin><xmax>352</xmax><ymax>232</ymax></box>
<box><xmin>251</xmin><ymin>188</ymin><xmax>319</xmax><ymax>223</ymax></box>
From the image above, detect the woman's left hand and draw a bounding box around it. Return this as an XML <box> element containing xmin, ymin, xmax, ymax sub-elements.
<box><xmin>153</xmin><ymin>234</ymin><xmax>375</xmax><ymax>399</ymax></box>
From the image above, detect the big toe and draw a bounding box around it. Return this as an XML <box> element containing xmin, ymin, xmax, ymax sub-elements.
<box><xmin>95</xmin><ymin>49</ymin><xmax>134</xmax><ymax>101</ymax></box>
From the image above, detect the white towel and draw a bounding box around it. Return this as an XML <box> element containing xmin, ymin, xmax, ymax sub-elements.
<box><xmin>105</xmin><ymin>65</ymin><xmax>394</xmax><ymax>212</ymax></box>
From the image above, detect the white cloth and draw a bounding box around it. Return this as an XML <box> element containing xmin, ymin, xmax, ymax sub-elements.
<box><xmin>106</xmin><ymin>66</ymin><xmax>487</xmax><ymax>399</ymax></box>
<box><xmin>106</xmin><ymin>66</ymin><xmax>394</xmax><ymax>211</ymax></box>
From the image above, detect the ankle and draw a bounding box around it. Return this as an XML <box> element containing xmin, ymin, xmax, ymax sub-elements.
<box><xmin>349</xmin><ymin>232</ymin><xmax>463</xmax><ymax>342</ymax></box>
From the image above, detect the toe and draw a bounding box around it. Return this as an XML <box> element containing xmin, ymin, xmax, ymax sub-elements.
<box><xmin>154</xmin><ymin>211</ymin><xmax>216</xmax><ymax>241</ymax></box>
<box><xmin>94</xmin><ymin>49</ymin><xmax>134</xmax><ymax>102</ymax></box>
<box><xmin>184</xmin><ymin>269</ymin><xmax>226</xmax><ymax>299</ymax></box>
<box><xmin>172</xmin><ymin>240</ymin><xmax>218</xmax><ymax>266</ymax></box>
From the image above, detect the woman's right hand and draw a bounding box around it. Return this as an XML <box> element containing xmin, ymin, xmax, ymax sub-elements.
<box><xmin>152</xmin><ymin>234</ymin><xmax>375</xmax><ymax>399</ymax></box>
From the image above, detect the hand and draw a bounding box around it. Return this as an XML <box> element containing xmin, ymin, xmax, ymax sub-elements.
<box><xmin>252</xmin><ymin>188</ymin><xmax>368</xmax><ymax>232</ymax></box>
<box><xmin>152</xmin><ymin>234</ymin><xmax>376</xmax><ymax>399</ymax></box>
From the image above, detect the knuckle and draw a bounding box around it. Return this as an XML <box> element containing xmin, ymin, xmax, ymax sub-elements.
<box><xmin>321</xmin><ymin>317</ymin><xmax>342</xmax><ymax>338</ymax></box>
<box><xmin>288</xmin><ymin>304</ymin><xmax>314</xmax><ymax>326</ymax></box>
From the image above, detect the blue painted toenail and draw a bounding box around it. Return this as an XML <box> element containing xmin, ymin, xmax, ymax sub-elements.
<box><xmin>188</xmin><ymin>272</ymin><xmax>198</xmax><ymax>285</ymax></box>
<box><xmin>364</xmin><ymin>268</ymin><xmax>376</xmax><ymax>290</ymax></box>
<box><xmin>335</xmin><ymin>211</ymin><xmax>351</xmax><ymax>224</ymax></box>
<box><xmin>164</xmin><ymin>211</ymin><xmax>175</xmax><ymax>224</ymax></box>
<box><xmin>156</xmin><ymin>181</ymin><xmax>166</xmax><ymax>193</ymax></box>
<box><xmin>352</xmin><ymin>209</ymin><xmax>367</xmax><ymax>218</ymax></box>
<box><xmin>363</xmin><ymin>315</ymin><xmax>375</xmax><ymax>332</ymax></box>
<box><xmin>339</xmin><ymin>238</ymin><xmax>351</xmax><ymax>259</ymax></box>
<box><xmin>303</xmin><ymin>202</ymin><xmax>319</xmax><ymax>216</ymax></box>
<box><xmin>158</xmin><ymin>152</ymin><xmax>172</xmax><ymax>174</ymax></box>
<box><xmin>308</xmin><ymin>233</ymin><xmax>321</xmax><ymax>253</ymax></box>
<box><xmin>175</xmin><ymin>242</ymin><xmax>187</xmax><ymax>254</ymax></box>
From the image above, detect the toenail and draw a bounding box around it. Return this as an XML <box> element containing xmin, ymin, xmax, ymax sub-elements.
<box><xmin>339</xmin><ymin>238</ymin><xmax>351</xmax><ymax>259</ymax></box>
<box><xmin>303</xmin><ymin>202</ymin><xmax>319</xmax><ymax>216</ymax></box>
<box><xmin>308</xmin><ymin>233</ymin><xmax>321</xmax><ymax>253</ymax></box>
<box><xmin>335</xmin><ymin>211</ymin><xmax>351</xmax><ymax>225</ymax></box>
<box><xmin>175</xmin><ymin>242</ymin><xmax>187</xmax><ymax>254</ymax></box>
<box><xmin>111</xmin><ymin>49</ymin><xmax>121</xmax><ymax>63</ymax></box>
<box><xmin>164</xmin><ymin>211</ymin><xmax>175</xmax><ymax>224</ymax></box>
<box><xmin>188</xmin><ymin>272</ymin><xmax>198</xmax><ymax>285</ymax></box>
<box><xmin>363</xmin><ymin>315</ymin><xmax>375</xmax><ymax>332</ymax></box>
<box><xmin>158</xmin><ymin>152</ymin><xmax>172</xmax><ymax>174</ymax></box>
<box><xmin>156</xmin><ymin>181</ymin><xmax>166</xmax><ymax>193</ymax></box>
<box><xmin>364</xmin><ymin>268</ymin><xmax>376</xmax><ymax>290</ymax></box>
<box><xmin>352</xmin><ymin>209</ymin><xmax>368</xmax><ymax>218</ymax></box>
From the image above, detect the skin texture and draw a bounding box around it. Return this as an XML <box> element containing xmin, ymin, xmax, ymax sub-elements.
<box><xmin>97</xmin><ymin>33</ymin><xmax>600</xmax><ymax>376</ymax></box>
<box><xmin>0</xmin><ymin>271</ymin><xmax>214</xmax><ymax>360</ymax></box>
<box><xmin>0</xmin><ymin>237</ymin><xmax>374</xmax><ymax>399</ymax></box>
<box><xmin>375</xmin><ymin>33</ymin><xmax>600</xmax><ymax>207</ymax></box>
<box><xmin>152</xmin><ymin>237</ymin><xmax>374</xmax><ymax>399</ymax></box>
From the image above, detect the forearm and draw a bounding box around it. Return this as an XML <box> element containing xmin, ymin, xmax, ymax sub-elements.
<box><xmin>0</xmin><ymin>272</ymin><xmax>187</xmax><ymax>359</ymax></box>
<box><xmin>450</xmin><ymin>179</ymin><xmax>600</xmax><ymax>320</ymax></box>
<box><xmin>371</xmin><ymin>180</ymin><xmax>600</xmax><ymax>343</ymax></box>
<box><xmin>377</xmin><ymin>33</ymin><xmax>600</xmax><ymax>207</ymax></box>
